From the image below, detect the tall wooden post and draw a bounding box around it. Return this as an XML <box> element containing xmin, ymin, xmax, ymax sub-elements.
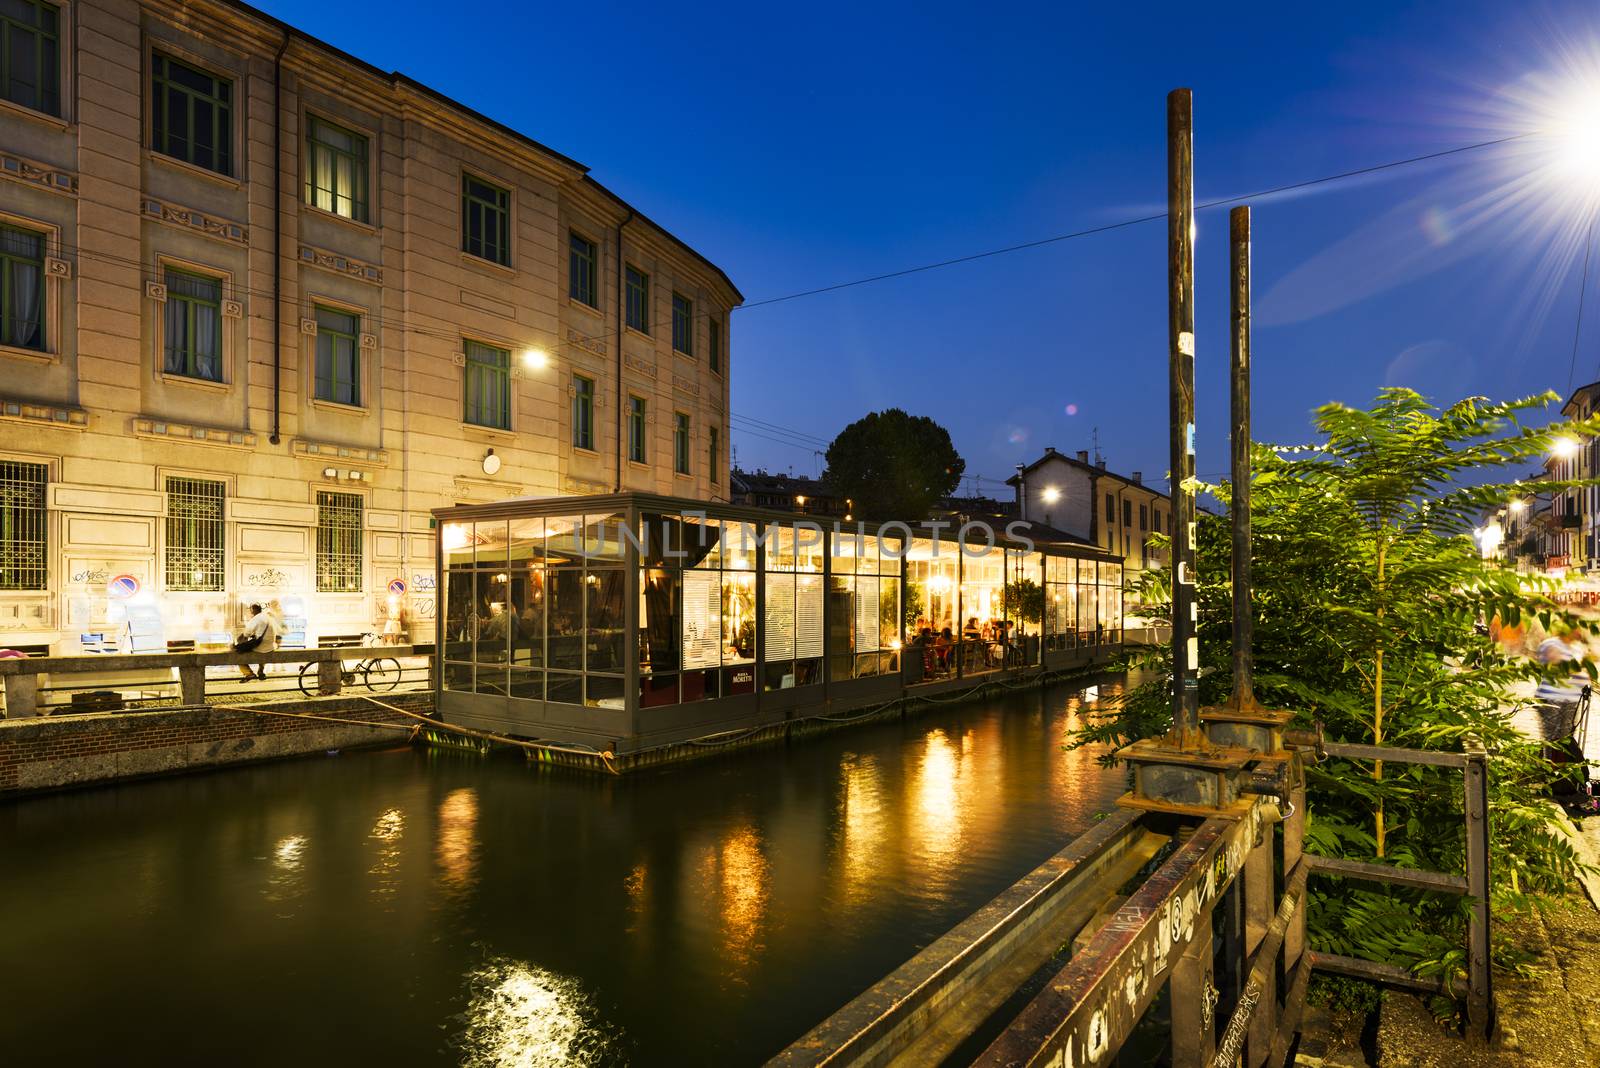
<box><xmin>1167</xmin><ymin>87</ymin><xmax>1200</xmax><ymax>748</ymax></box>
<box><xmin>1229</xmin><ymin>205</ymin><xmax>1255</xmax><ymax>705</ymax></box>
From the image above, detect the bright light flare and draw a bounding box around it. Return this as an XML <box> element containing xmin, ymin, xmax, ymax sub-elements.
<box><xmin>1041</xmin><ymin>486</ymin><xmax>1061</xmax><ymax>505</ymax></box>
<box><xmin>1552</xmin><ymin>435</ymin><xmax>1579</xmax><ymax>459</ymax></box>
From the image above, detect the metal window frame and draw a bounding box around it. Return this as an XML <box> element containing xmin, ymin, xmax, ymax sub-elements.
<box><xmin>163</xmin><ymin>476</ymin><xmax>225</xmax><ymax>591</ymax></box>
<box><xmin>0</xmin><ymin>223</ymin><xmax>45</xmax><ymax>351</ymax></box>
<box><xmin>674</xmin><ymin>412</ymin><xmax>691</xmax><ymax>475</ymax></box>
<box><xmin>315</xmin><ymin>489</ymin><xmax>364</xmax><ymax>593</ymax></box>
<box><xmin>572</xmin><ymin>374</ymin><xmax>595</xmax><ymax>450</ymax></box>
<box><xmin>313</xmin><ymin>304</ymin><xmax>361</xmax><ymax>405</ymax></box>
<box><xmin>163</xmin><ymin>267</ymin><xmax>223</xmax><ymax>381</ymax></box>
<box><xmin>0</xmin><ymin>0</ymin><xmax>59</xmax><ymax>115</ymax></box>
<box><xmin>151</xmin><ymin>50</ymin><xmax>233</xmax><ymax>175</ymax></box>
<box><xmin>671</xmin><ymin>291</ymin><xmax>693</xmax><ymax>355</ymax></box>
<box><xmin>628</xmin><ymin>395</ymin><xmax>647</xmax><ymax>463</ymax></box>
<box><xmin>461</xmin><ymin>174</ymin><xmax>510</xmax><ymax>265</ymax></box>
<box><xmin>304</xmin><ymin>115</ymin><xmax>369</xmax><ymax>223</ymax></box>
<box><xmin>569</xmin><ymin>230</ymin><xmax>597</xmax><ymax>307</ymax></box>
<box><xmin>0</xmin><ymin>459</ymin><xmax>47</xmax><ymax>591</ymax></box>
<box><xmin>625</xmin><ymin>264</ymin><xmax>649</xmax><ymax>334</ymax></box>
<box><xmin>463</xmin><ymin>339</ymin><xmax>510</xmax><ymax>430</ymax></box>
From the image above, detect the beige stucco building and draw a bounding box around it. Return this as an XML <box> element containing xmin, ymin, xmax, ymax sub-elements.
<box><xmin>0</xmin><ymin>0</ymin><xmax>740</xmax><ymax>653</ymax></box>
<box><xmin>1007</xmin><ymin>448</ymin><xmax>1171</xmax><ymax>575</ymax></box>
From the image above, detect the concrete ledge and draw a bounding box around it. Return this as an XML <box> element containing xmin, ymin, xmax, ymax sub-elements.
<box><xmin>0</xmin><ymin>694</ymin><xmax>434</xmax><ymax>796</ymax></box>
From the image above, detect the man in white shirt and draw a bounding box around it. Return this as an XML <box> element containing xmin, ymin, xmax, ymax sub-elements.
<box><xmin>238</xmin><ymin>603</ymin><xmax>277</xmax><ymax>681</ymax></box>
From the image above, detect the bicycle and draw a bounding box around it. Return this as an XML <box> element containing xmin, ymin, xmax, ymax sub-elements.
<box><xmin>297</xmin><ymin>633</ymin><xmax>402</xmax><ymax>696</ymax></box>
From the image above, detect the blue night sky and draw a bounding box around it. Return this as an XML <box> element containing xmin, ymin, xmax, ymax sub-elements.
<box><xmin>261</xmin><ymin>0</ymin><xmax>1600</xmax><ymax>493</ymax></box>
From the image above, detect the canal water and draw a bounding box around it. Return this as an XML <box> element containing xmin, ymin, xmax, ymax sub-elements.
<box><xmin>2</xmin><ymin>678</ymin><xmax>1128</xmax><ymax>1066</ymax></box>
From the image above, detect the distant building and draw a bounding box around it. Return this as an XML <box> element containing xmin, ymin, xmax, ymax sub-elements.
<box><xmin>1006</xmin><ymin>448</ymin><xmax>1171</xmax><ymax>573</ymax></box>
<box><xmin>729</xmin><ymin>469</ymin><xmax>848</xmax><ymax>517</ymax></box>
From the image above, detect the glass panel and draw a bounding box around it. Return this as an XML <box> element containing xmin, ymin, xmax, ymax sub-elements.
<box><xmin>583</xmin><ymin>512</ymin><xmax>628</xmax><ymax>564</ymax></box>
<box><xmin>797</xmin><ymin>573</ymin><xmax>825</xmax><ymax>661</ymax></box>
<box><xmin>721</xmin><ymin>571</ymin><xmax>756</xmax><ymax>664</ymax></box>
<box><xmin>681</xmin><ymin>567</ymin><xmax>721</xmax><ymax>669</ymax></box>
<box><xmin>474</xmin><ymin>520</ymin><xmax>508</xmax><ymax>568</ymax></box>
<box><xmin>833</xmin><ymin>529</ymin><xmax>861</xmax><ymax>575</ymax></box>
<box><xmin>586</xmin><ymin>674</ymin><xmax>625</xmax><ymax>709</ymax></box>
<box><xmin>473</xmin><ymin>664</ymin><xmax>507</xmax><ymax>696</ymax></box>
<box><xmin>546</xmin><ymin>673</ymin><xmax>582</xmax><ymax>705</ymax></box>
<box><xmin>473</xmin><ymin>571</ymin><xmax>510</xmax><ymax>664</ymax></box>
<box><xmin>879</xmin><ymin>576</ymin><xmax>901</xmax><ymax>651</ymax></box>
<box><xmin>443</xmin><ymin>661</ymin><xmax>472</xmax><ymax>692</ymax></box>
<box><xmin>827</xmin><ymin>575</ymin><xmax>854</xmax><ymax>664</ymax></box>
<box><xmin>640</xmin><ymin>567</ymin><xmax>681</xmax><ymax>673</ymax></box>
<box><xmin>508</xmin><ymin>567</ymin><xmax>544</xmax><ymax>667</ymax></box>
<box><xmin>586</xmin><ymin>569</ymin><xmax>626</xmax><ymax>673</ymax></box>
<box><xmin>441</xmin><ymin>570</ymin><xmax>473</xmax><ymax>663</ymax></box>
<box><xmin>442</xmin><ymin>521</ymin><xmax>475</xmax><ymax>571</ymax></box>
<box><xmin>544</xmin><ymin>515</ymin><xmax>585</xmax><ymax>567</ymax></box>
<box><xmin>508</xmin><ymin>517</ymin><xmax>544</xmax><ymax>567</ymax></box>
<box><xmin>641</xmin><ymin>673</ymin><xmax>679</xmax><ymax>707</ymax></box>
<box><xmin>548</xmin><ymin>568</ymin><xmax>584</xmax><ymax>669</ymax></box>
<box><xmin>508</xmin><ymin>669</ymin><xmax>542</xmax><ymax>700</ymax></box>
<box><xmin>763</xmin><ymin>572</ymin><xmax>795</xmax><ymax>662</ymax></box>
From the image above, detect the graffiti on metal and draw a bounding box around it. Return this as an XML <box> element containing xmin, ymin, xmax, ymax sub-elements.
<box><xmin>975</xmin><ymin>801</ymin><xmax>1266</xmax><ymax>1068</ymax></box>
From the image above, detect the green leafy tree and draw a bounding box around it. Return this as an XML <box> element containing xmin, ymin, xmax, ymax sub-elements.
<box><xmin>1001</xmin><ymin>578</ymin><xmax>1045</xmax><ymax>634</ymax></box>
<box><xmin>822</xmin><ymin>409</ymin><xmax>965</xmax><ymax>520</ymax></box>
<box><xmin>1074</xmin><ymin>389</ymin><xmax>1600</xmax><ymax>980</ymax></box>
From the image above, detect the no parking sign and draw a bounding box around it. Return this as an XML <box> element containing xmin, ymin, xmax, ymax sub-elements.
<box><xmin>108</xmin><ymin>575</ymin><xmax>140</xmax><ymax>599</ymax></box>
<box><xmin>387</xmin><ymin>578</ymin><xmax>407</xmax><ymax>596</ymax></box>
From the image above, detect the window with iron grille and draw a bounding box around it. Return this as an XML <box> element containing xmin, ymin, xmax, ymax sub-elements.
<box><xmin>151</xmin><ymin>52</ymin><xmax>232</xmax><ymax>175</ymax></box>
<box><xmin>0</xmin><ymin>460</ymin><xmax>47</xmax><ymax>591</ymax></box>
<box><xmin>313</xmin><ymin>305</ymin><xmax>361</xmax><ymax>406</ymax></box>
<box><xmin>569</xmin><ymin>231</ymin><xmax>597</xmax><ymax>307</ymax></box>
<box><xmin>305</xmin><ymin>116</ymin><xmax>369</xmax><ymax>222</ymax></box>
<box><xmin>628</xmin><ymin>395</ymin><xmax>647</xmax><ymax>463</ymax></box>
<box><xmin>165</xmin><ymin>477</ymin><xmax>224</xmax><ymax>591</ymax></box>
<box><xmin>625</xmin><ymin>265</ymin><xmax>649</xmax><ymax>333</ymax></box>
<box><xmin>163</xmin><ymin>268</ymin><xmax>223</xmax><ymax>381</ymax></box>
<box><xmin>708</xmin><ymin>317</ymin><xmax>721</xmax><ymax>374</ymax></box>
<box><xmin>0</xmin><ymin>224</ymin><xmax>45</xmax><ymax>351</ymax></box>
<box><xmin>674</xmin><ymin>412</ymin><xmax>690</xmax><ymax>475</ymax></box>
<box><xmin>463</xmin><ymin>340</ymin><xmax>510</xmax><ymax>429</ymax></box>
<box><xmin>315</xmin><ymin>491</ymin><xmax>363</xmax><ymax>593</ymax></box>
<box><xmin>0</xmin><ymin>0</ymin><xmax>58</xmax><ymax>115</ymax></box>
<box><xmin>671</xmin><ymin>292</ymin><xmax>693</xmax><ymax>355</ymax></box>
<box><xmin>572</xmin><ymin>375</ymin><xmax>594</xmax><ymax>450</ymax></box>
<box><xmin>461</xmin><ymin>174</ymin><xmax>509</xmax><ymax>265</ymax></box>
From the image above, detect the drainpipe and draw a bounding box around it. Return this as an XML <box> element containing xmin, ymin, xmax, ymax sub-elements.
<box><xmin>613</xmin><ymin>210</ymin><xmax>634</xmax><ymax>492</ymax></box>
<box><xmin>269</xmin><ymin>33</ymin><xmax>289</xmax><ymax>445</ymax></box>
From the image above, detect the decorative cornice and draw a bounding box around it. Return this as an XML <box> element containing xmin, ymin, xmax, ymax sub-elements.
<box><xmin>132</xmin><ymin>417</ymin><xmax>256</xmax><ymax>448</ymax></box>
<box><xmin>563</xmin><ymin>475</ymin><xmax>610</xmax><ymax>495</ymax></box>
<box><xmin>299</xmin><ymin>244</ymin><xmax>382</xmax><ymax>284</ymax></box>
<box><xmin>0</xmin><ymin>152</ymin><xmax>76</xmax><ymax>196</ymax></box>
<box><xmin>0</xmin><ymin>399</ymin><xmax>88</xmax><ymax>429</ymax></box>
<box><xmin>142</xmin><ymin>197</ymin><xmax>248</xmax><ymax>245</ymax></box>
<box><xmin>623</xmin><ymin>353</ymin><xmax>656</xmax><ymax>378</ymax></box>
<box><xmin>672</xmin><ymin>374</ymin><xmax>699</xmax><ymax>397</ymax></box>
<box><xmin>291</xmin><ymin>439</ymin><xmax>389</xmax><ymax>467</ymax></box>
<box><xmin>566</xmin><ymin>328</ymin><xmax>606</xmax><ymax>357</ymax></box>
<box><xmin>452</xmin><ymin>475</ymin><xmax>522</xmax><ymax>500</ymax></box>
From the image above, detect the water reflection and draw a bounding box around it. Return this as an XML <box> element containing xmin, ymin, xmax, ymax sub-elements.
<box><xmin>436</xmin><ymin>788</ymin><xmax>480</xmax><ymax>900</ymax></box>
<box><xmin>693</xmin><ymin>824</ymin><xmax>772</xmax><ymax>977</ymax></box>
<box><xmin>264</xmin><ymin>833</ymin><xmax>308</xmax><ymax>907</ymax></box>
<box><xmin>911</xmin><ymin>729</ymin><xmax>968</xmax><ymax>885</ymax></box>
<box><xmin>456</xmin><ymin>957</ymin><xmax>620</xmax><ymax>1067</ymax></box>
<box><xmin>837</xmin><ymin>754</ymin><xmax>888</xmax><ymax>905</ymax></box>
<box><xmin>369</xmin><ymin>807</ymin><xmax>404</xmax><ymax>904</ymax></box>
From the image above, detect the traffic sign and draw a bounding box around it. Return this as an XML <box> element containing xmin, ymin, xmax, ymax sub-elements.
<box><xmin>387</xmin><ymin>578</ymin><xmax>407</xmax><ymax>596</ymax></box>
<box><xmin>108</xmin><ymin>575</ymin><xmax>140</xmax><ymax>600</ymax></box>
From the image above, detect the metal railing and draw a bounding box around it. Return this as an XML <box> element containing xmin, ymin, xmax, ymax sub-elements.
<box><xmin>0</xmin><ymin>643</ymin><xmax>432</xmax><ymax>718</ymax></box>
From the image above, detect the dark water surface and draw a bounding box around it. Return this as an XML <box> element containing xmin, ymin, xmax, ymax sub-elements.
<box><xmin>1</xmin><ymin>679</ymin><xmax>1127</xmax><ymax>1066</ymax></box>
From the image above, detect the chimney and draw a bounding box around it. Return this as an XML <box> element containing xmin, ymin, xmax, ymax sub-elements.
<box><xmin>1076</xmin><ymin>450</ymin><xmax>1089</xmax><ymax>463</ymax></box>
<box><xmin>1096</xmin><ymin>459</ymin><xmax>1107</xmax><ymax>470</ymax></box>
<box><xmin>1132</xmin><ymin>471</ymin><xmax>1142</xmax><ymax>484</ymax></box>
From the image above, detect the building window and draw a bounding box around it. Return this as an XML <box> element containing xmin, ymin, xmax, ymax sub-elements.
<box><xmin>569</xmin><ymin>231</ymin><xmax>597</xmax><ymax>308</ymax></box>
<box><xmin>151</xmin><ymin>52</ymin><xmax>232</xmax><ymax>176</ymax></box>
<box><xmin>463</xmin><ymin>340</ymin><xmax>510</xmax><ymax>430</ymax></box>
<box><xmin>1123</xmin><ymin>499</ymin><xmax>1132</xmax><ymax>527</ymax></box>
<box><xmin>1105</xmin><ymin>492</ymin><xmax>1114</xmax><ymax>525</ymax></box>
<box><xmin>672</xmin><ymin>292</ymin><xmax>693</xmax><ymax>355</ymax></box>
<box><xmin>628</xmin><ymin>395</ymin><xmax>647</xmax><ymax>463</ymax></box>
<box><xmin>163</xmin><ymin>269</ymin><xmax>223</xmax><ymax>381</ymax></box>
<box><xmin>0</xmin><ymin>0</ymin><xmax>58</xmax><ymax>115</ymax></box>
<box><xmin>625</xmin><ymin>265</ymin><xmax>649</xmax><ymax>333</ymax></box>
<box><xmin>164</xmin><ymin>477</ymin><xmax>224</xmax><ymax>591</ymax></box>
<box><xmin>1139</xmin><ymin>504</ymin><xmax>1148</xmax><ymax>531</ymax></box>
<box><xmin>572</xmin><ymin>375</ymin><xmax>594</xmax><ymax>451</ymax></box>
<box><xmin>461</xmin><ymin>174</ymin><xmax>510</xmax><ymax>265</ymax></box>
<box><xmin>708</xmin><ymin>317</ymin><xmax>722</xmax><ymax>374</ymax></box>
<box><xmin>0</xmin><ymin>460</ymin><xmax>46</xmax><ymax>591</ymax></box>
<box><xmin>315</xmin><ymin>490</ymin><xmax>363</xmax><ymax>593</ymax></box>
<box><xmin>313</xmin><ymin>305</ymin><xmax>361</xmax><ymax>406</ymax></box>
<box><xmin>674</xmin><ymin>413</ymin><xmax>690</xmax><ymax>475</ymax></box>
<box><xmin>709</xmin><ymin>426</ymin><xmax>719</xmax><ymax>482</ymax></box>
<box><xmin>305</xmin><ymin>116</ymin><xmax>369</xmax><ymax>223</ymax></box>
<box><xmin>0</xmin><ymin>224</ymin><xmax>45</xmax><ymax>351</ymax></box>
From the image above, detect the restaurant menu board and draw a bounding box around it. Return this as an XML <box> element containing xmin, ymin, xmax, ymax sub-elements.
<box><xmin>123</xmin><ymin>602</ymin><xmax>166</xmax><ymax>654</ymax></box>
<box><xmin>797</xmin><ymin>575</ymin><xmax>824</xmax><ymax>659</ymax></box>
<box><xmin>682</xmin><ymin>570</ymin><xmax>721</xmax><ymax>669</ymax></box>
<box><xmin>765</xmin><ymin>578</ymin><xmax>795</xmax><ymax>660</ymax></box>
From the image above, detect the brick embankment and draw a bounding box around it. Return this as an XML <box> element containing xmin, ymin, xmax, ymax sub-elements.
<box><xmin>0</xmin><ymin>694</ymin><xmax>434</xmax><ymax>796</ymax></box>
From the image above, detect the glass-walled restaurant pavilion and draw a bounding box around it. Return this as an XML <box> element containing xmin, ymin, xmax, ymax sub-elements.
<box><xmin>436</xmin><ymin>493</ymin><xmax>1124</xmax><ymax>753</ymax></box>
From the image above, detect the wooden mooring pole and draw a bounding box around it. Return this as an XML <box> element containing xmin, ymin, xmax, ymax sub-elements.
<box><xmin>1228</xmin><ymin>204</ymin><xmax>1255</xmax><ymax>705</ymax></box>
<box><xmin>1167</xmin><ymin>87</ymin><xmax>1201</xmax><ymax>748</ymax></box>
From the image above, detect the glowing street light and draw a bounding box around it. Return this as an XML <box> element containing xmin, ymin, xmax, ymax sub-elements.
<box><xmin>1041</xmin><ymin>486</ymin><xmax>1061</xmax><ymax>505</ymax></box>
<box><xmin>1510</xmin><ymin>499</ymin><xmax>1527</xmax><ymax>513</ymax></box>
<box><xmin>1552</xmin><ymin>436</ymin><xmax>1579</xmax><ymax>459</ymax></box>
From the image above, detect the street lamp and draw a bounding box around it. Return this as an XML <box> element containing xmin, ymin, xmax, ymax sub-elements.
<box><xmin>1552</xmin><ymin>436</ymin><xmax>1579</xmax><ymax>459</ymax></box>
